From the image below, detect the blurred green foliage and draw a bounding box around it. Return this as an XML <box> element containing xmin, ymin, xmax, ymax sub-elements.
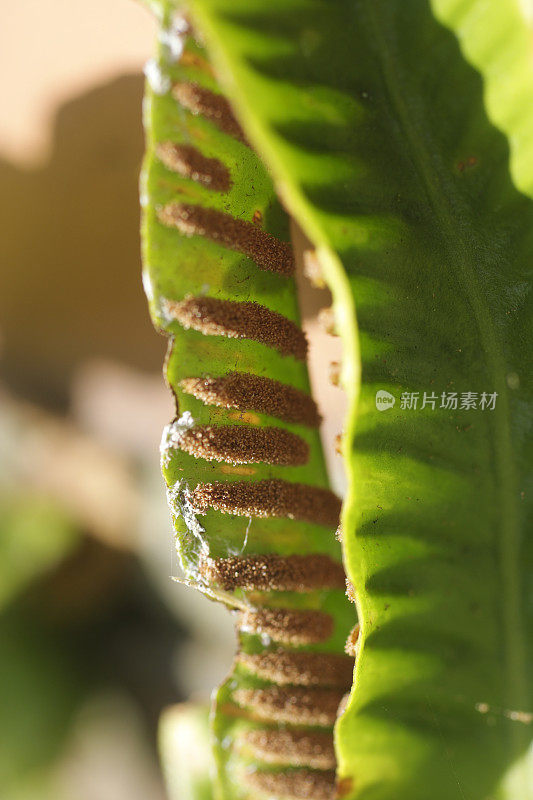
<box><xmin>0</xmin><ymin>494</ymin><xmax>82</xmax><ymax>797</ymax></box>
<box><xmin>0</xmin><ymin>495</ymin><xmax>78</xmax><ymax>610</ymax></box>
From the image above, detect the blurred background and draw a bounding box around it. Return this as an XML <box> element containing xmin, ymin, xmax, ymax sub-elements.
<box><xmin>0</xmin><ymin>2</ymin><xmax>238</xmax><ymax>797</ymax></box>
<box><xmin>0</xmin><ymin>3</ymin><xmax>347</xmax><ymax>798</ymax></box>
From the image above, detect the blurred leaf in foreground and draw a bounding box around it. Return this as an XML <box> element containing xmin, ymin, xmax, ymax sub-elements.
<box><xmin>159</xmin><ymin>704</ymin><xmax>214</xmax><ymax>800</ymax></box>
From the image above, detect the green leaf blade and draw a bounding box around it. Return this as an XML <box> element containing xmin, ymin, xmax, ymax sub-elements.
<box><xmin>184</xmin><ymin>1</ymin><xmax>533</xmax><ymax>797</ymax></box>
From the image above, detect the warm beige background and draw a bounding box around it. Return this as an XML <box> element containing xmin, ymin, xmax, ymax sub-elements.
<box><xmin>0</xmin><ymin>0</ymin><xmax>155</xmax><ymax>166</ymax></box>
<box><xmin>0</xmin><ymin>5</ymin><xmax>198</xmax><ymax>800</ymax></box>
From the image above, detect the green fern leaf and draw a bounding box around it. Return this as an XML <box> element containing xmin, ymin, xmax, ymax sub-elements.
<box><xmin>142</xmin><ymin>17</ymin><xmax>354</xmax><ymax>800</ymax></box>
<box><xmin>141</xmin><ymin>2</ymin><xmax>533</xmax><ymax>799</ymax></box>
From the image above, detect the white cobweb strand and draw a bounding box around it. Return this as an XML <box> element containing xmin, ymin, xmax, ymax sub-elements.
<box><xmin>160</xmin><ymin>411</ymin><xmax>195</xmax><ymax>467</ymax></box>
<box><xmin>166</xmin><ymin>479</ymin><xmax>209</xmax><ymax>559</ymax></box>
<box><xmin>161</xmin><ymin>411</ymin><xmax>209</xmax><ymax>557</ymax></box>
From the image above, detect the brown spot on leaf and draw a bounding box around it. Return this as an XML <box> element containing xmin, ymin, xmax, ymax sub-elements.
<box><xmin>345</xmin><ymin>624</ymin><xmax>360</xmax><ymax>656</ymax></box>
<box><xmin>336</xmin><ymin>776</ymin><xmax>354</xmax><ymax>798</ymax></box>
<box><xmin>329</xmin><ymin>362</ymin><xmax>341</xmax><ymax>386</ymax></box>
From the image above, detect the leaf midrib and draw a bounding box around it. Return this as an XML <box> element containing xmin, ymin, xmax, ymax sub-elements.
<box><xmin>362</xmin><ymin>0</ymin><xmax>527</xmax><ymax>743</ymax></box>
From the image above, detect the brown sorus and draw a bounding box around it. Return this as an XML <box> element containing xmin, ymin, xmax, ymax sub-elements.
<box><xmin>234</xmin><ymin>685</ymin><xmax>344</xmax><ymax>727</ymax></box>
<box><xmin>165</xmin><ymin>296</ymin><xmax>307</xmax><ymax>360</ymax></box>
<box><xmin>172</xmin><ymin>81</ymin><xmax>246</xmax><ymax>142</ymax></box>
<box><xmin>158</xmin><ymin>203</ymin><xmax>294</xmax><ymax>276</ymax></box>
<box><xmin>180</xmin><ymin>372</ymin><xmax>321</xmax><ymax>427</ymax></box>
<box><xmin>200</xmin><ymin>553</ymin><xmax>345</xmax><ymax>592</ymax></box>
<box><xmin>191</xmin><ymin>478</ymin><xmax>341</xmax><ymax>527</ymax></box>
<box><xmin>243</xmin><ymin>769</ymin><xmax>336</xmax><ymax>800</ymax></box>
<box><xmin>237</xmin><ymin>649</ymin><xmax>353</xmax><ymax>688</ymax></box>
<box><xmin>156</xmin><ymin>142</ymin><xmax>231</xmax><ymax>192</ymax></box>
<box><xmin>177</xmin><ymin>424</ymin><xmax>309</xmax><ymax>466</ymax></box>
<box><xmin>237</xmin><ymin>728</ymin><xmax>336</xmax><ymax>770</ymax></box>
<box><xmin>238</xmin><ymin>607</ymin><xmax>334</xmax><ymax>645</ymax></box>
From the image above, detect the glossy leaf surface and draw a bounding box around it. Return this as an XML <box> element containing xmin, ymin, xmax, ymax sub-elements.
<box><xmin>181</xmin><ymin>1</ymin><xmax>533</xmax><ymax>798</ymax></box>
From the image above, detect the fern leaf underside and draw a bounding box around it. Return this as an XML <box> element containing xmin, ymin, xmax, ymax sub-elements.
<box><xmin>142</xmin><ymin>2</ymin><xmax>533</xmax><ymax>800</ymax></box>
<box><xmin>142</xmin><ymin>23</ymin><xmax>354</xmax><ymax>800</ymax></box>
